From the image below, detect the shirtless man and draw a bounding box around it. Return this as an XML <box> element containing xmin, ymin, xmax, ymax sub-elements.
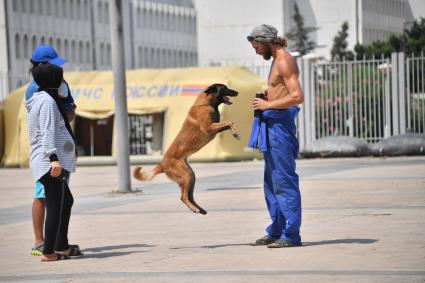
<box><xmin>246</xmin><ymin>24</ymin><xmax>304</xmax><ymax>248</ymax></box>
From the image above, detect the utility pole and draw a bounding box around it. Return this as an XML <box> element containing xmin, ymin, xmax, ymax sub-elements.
<box><xmin>109</xmin><ymin>0</ymin><xmax>131</xmax><ymax>192</ymax></box>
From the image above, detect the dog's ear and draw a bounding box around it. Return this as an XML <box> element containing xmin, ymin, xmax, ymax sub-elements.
<box><xmin>205</xmin><ymin>84</ymin><xmax>218</xmax><ymax>95</ymax></box>
<box><xmin>205</xmin><ymin>84</ymin><xmax>227</xmax><ymax>95</ymax></box>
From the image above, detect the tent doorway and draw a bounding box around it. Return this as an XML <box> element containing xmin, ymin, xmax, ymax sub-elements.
<box><xmin>74</xmin><ymin>116</ymin><xmax>114</xmax><ymax>156</ymax></box>
<box><xmin>74</xmin><ymin>113</ymin><xmax>165</xmax><ymax>157</ymax></box>
<box><xmin>128</xmin><ymin>113</ymin><xmax>164</xmax><ymax>155</ymax></box>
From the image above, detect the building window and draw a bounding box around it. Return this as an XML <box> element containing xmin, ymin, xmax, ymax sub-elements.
<box><xmin>137</xmin><ymin>7</ymin><xmax>141</xmax><ymax>28</ymax></box>
<box><xmin>98</xmin><ymin>2</ymin><xmax>102</xmax><ymax>23</ymax></box>
<box><xmin>22</xmin><ymin>0</ymin><xmax>27</xmax><ymax>13</ymax></box>
<box><xmin>190</xmin><ymin>15</ymin><xmax>196</xmax><ymax>34</ymax></box>
<box><xmin>84</xmin><ymin>0</ymin><xmax>89</xmax><ymax>20</ymax></box>
<box><xmin>46</xmin><ymin>0</ymin><xmax>52</xmax><ymax>16</ymax></box>
<box><xmin>79</xmin><ymin>41</ymin><xmax>83</xmax><ymax>63</ymax></box>
<box><xmin>71</xmin><ymin>41</ymin><xmax>76</xmax><ymax>61</ymax></box>
<box><xmin>107</xmin><ymin>44</ymin><xmax>111</xmax><ymax>66</ymax></box>
<box><xmin>152</xmin><ymin>48</ymin><xmax>156</xmax><ymax>68</ymax></box>
<box><xmin>64</xmin><ymin>39</ymin><xmax>69</xmax><ymax>59</ymax></box>
<box><xmin>15</xmin><ymin>34</ymin><xmax>21</xmax><ymax>59</ymax></box>
<box><xmin>13</xmin><ymin>0</ymin><xmax>18</xmax><ymax>12</ymax></box>
<box><xmin>22</xmin><ymin>35</ymin><xmax>28</xmax><ymax>58</ymax></box>
<box><xmin>69</xmin><ymin>0</ymin><xmax>74</xmax><ymax>19</ymax></box>
<box><xmin>63</xmin><ymin>0</ymin><xmax>67</xmax><ymax>18</ymax></box>
<box><xmin>75</xmin><ymin>0</ymin><xmax>80</xmax><ymax>20</ymax></box>
<box><xmin>162</xmin><ymin>49</ymin><xmax>168</xmax><ymax>67</ymax></box>
<box><xmin>138</xmin><ymin>46</ymin><xmax>142</xmax><ymax>67</ymax></box>
<box><xmin>56</xmin><ymin>38</ymin><xmax>61</xmax><ymax>54</ymax></box>
<box><xmin>145</xmin><ymin>47</ymin><xmax>153</xmax><ymax>68</ymax></box>
<box><xmin>105</xmin><ymin>2</ymin><xmax>109</xmax><ymax>24</ymax></box>
<box><xmin>32</xmin><ymin>36</ymin><xmax>37</xmax><ymax>51</ymax></box>
<box><xmin>99</xmin><ymin>43</ymin><xmax>104</xmax><ymax>65</ymax></box>
<box><xmin>144</xmin><ymin>8</ymin><xmax>148</xmax><ymax>28</ymax></box>
<box><xmin>86</xmin><ymin>42</ymin><xmax>90</xmax><ymax>62</ymax></box>
<box><xmin>29</xmin><ymin>0</ymin><xmax>34</xmax><ymax>13</ymax></box>
<box><xmin>40</xmin><ymin>0</ymin><xmax>46</xmax><ymax>15</ymax></box>
<box><xmin>178</xmin><ymin>50</ymin><xmax>183</xmax><ymax>66</ymax></box>
<box><xmin>54</xmin><ymin>0</ymin><xmax>60</xmax><ymax>16</ymax></box>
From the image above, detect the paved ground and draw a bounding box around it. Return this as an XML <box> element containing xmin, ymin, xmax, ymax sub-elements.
<box><xmin>0</xmin><ymin>156</ymin><xmax>424</xmax><ymax>282</ymax></box>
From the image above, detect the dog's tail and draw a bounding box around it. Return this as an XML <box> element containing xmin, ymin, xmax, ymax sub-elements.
<box><xmin>133</xmin><ymin>165</ymin><xmax>163</xmax><ymax>181</ymax></box>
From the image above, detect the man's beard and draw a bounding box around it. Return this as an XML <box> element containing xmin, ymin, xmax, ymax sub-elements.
<box><xmin>262</xmin><ymin>44</ymin><xmax>272</xmax><ymax>60</ymax></box>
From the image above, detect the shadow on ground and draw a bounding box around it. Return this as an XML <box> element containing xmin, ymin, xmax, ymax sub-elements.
<box><xmin>303</xmin><ymin>238</ymin><xmax>378</xmax><ymax>246</ymax></box>
<box><xmin>170</xmin><ymin>238</ymin><xmax>378</xmax><ymax>250</ymax></box>
<box><xmin>74</xmin><ymin>243</ymin><xmax>155</xmax><ymax>259</ymax></box>
<box><xmin>83</xmin><ymin>243</ymin><xmax>155</xmax><ymax>252</ymax></box>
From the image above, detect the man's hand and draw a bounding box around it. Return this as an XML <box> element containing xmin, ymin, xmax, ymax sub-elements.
<box><xmin>50</xmin><ymin>161</ymin><xmax>63</xmax><ymax>177</ymax></box>
<box><xmin>253</xmin><ymin>97</ymin><xmax>271</xmax><ymax>111</ymax></box>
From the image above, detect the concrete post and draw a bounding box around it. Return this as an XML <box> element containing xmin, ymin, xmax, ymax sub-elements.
<box><xmin>109</xmin><ymin>0</ymin><xmax>131</xmax><ymax>192</ymax></box>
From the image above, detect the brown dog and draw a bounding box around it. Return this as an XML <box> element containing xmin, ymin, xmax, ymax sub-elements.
<box><xmin>133</xmin><ymin>84</ymin><xmax>240</xmax><ymax>215</ymax></box>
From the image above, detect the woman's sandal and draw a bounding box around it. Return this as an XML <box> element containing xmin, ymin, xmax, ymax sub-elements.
<box><xmin>56</xmin><ymin>245</ymin><xmax>84</xmax><ymax>257</ymax></box>
<box><xmin>41</xmin><ymin>253</ymin><xmax>70</xmax><ymax>262</ymax></box>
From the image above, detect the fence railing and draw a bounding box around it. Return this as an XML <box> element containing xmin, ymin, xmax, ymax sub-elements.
<box><xmin>312</xmin><ymin>58</ymin><xmax>392</xmax><ymax>143</ymax></box>
<box><xmin>406</xmin><ymin>53</ymin><xmax>425</xmax><ymax>134</ymax></box>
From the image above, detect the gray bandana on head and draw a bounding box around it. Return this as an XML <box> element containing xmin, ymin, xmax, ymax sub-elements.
<box><xmin>247</xmin><ymin>24</ymin><xmax>278</xmax><ymax>43</ymax></box>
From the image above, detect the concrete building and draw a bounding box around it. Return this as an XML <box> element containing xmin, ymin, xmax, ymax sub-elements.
<box><xmin>0</xmin><ymin>0</ymin><xmax>198</xmax><ymax>98</ymax></box>
<box><xmin>194</xmin><ymin>0</ymin><xmax>424</xmax><ymax>66</ymax></box>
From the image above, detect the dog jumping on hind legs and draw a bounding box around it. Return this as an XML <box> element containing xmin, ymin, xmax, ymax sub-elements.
<box><xmin>133</xmin><ymin>83</ymin><xmax>240</xmax><ymax>215</ymax></box>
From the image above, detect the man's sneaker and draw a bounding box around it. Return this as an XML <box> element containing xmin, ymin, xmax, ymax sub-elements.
<box><xmin>250</xmin><ymin>235</ymin><xmax>276</xmax><ymax>246</ymax></box>
<box><xmin>30</xmin><ymin>243</ymin><xmax>44</xmax><ymax>256</ymax></box>
<box><xmin>267</xmin><ymin>239</ymin><xmax>302</xmax><ymax>248</ymax></box>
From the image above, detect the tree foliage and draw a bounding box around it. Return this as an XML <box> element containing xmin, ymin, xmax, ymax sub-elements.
<box><xmin>330</xmin><ymin>21</ymin><xmax>354</xmax><ymax>60</ymax></box>
<box><xmin>354</xmin><ymin>17</ymin><xmax>425</xmax><ymax>59</ymax></box>
<box><xmin>285</xmin><ymin>2</ymin><xmax>319</xmax><ymax>56</ymax></box>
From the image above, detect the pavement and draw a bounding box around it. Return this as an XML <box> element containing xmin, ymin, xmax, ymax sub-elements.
<box><xmin>0</xmin><ymin>156</ymin><xmax>424</xmax><ymax>282</ymax></box>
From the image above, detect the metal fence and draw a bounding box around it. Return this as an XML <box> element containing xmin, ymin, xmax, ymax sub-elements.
<box><xmin>311</xmin><ymin>57</ymin><xmax>391</xmax><ymax>143</ymax></box>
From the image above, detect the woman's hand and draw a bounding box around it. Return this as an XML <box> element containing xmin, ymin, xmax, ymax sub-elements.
<box><xmin>66</xmin><ymin>110</ymin><xmax>75</xmax><ymax>122</ymax></box>
<box><xmin>50</xmin><ymin>161</ymin><xmax>63</xmax><ymax>177</ymax></box>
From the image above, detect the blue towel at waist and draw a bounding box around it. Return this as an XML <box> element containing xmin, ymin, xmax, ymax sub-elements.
<box><xmin>248</xmin><ymin>107</ymin><xmax>300</xmax><ymax>152</ymax></box>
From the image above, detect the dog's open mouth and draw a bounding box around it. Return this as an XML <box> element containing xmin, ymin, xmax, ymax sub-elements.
<box><xmin>222</xmin><ymin>96</ymin><xmax>233</xmax><ymax>105</ymax></box>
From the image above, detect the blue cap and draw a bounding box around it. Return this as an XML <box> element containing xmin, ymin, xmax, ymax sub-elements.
<box><xmin>31</xmin><ymin>45</ymin><xmax>67</xmax><ymax>66</ymax></box>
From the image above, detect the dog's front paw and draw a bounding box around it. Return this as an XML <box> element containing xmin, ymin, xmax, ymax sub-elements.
<box><xmin>231</xmin><ymin>124</ymin><xmax>240</xmax><ymax>140</ymax></box>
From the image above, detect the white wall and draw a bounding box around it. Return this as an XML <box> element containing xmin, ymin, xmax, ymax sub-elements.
<box><xmin>295</xmin><ymin>0</ymin><xmax>358</xmax><ymax>59</ymax></box>
<box><xmin>194</xmin><ymin>0</ymin><xmax>421</xmax><ymax>63</ymax></box>
<box><xmin>193</xmin><ymin>0</ymin><xmax>358</xmax><ymax>62</ymax></box>
<box><xmin>193</xmin><ymin>0</ymin><xmax>284</xmax><ymax>66</ymax></box>
<box><xmin>193</xmin><ymin>0</ymin><xmax>359</xmax><ymax>63</ymax></box>
<box><xmin>408</xmin><ymin>0</ymin><xmax>425</xmax><ymax>20</ymax></box>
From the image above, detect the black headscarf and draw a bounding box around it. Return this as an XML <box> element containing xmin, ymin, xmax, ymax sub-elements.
<box><xmin>31</xmin><ymin>63</ymin><xmax>77</xmax><ymax>155</ymax></box>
